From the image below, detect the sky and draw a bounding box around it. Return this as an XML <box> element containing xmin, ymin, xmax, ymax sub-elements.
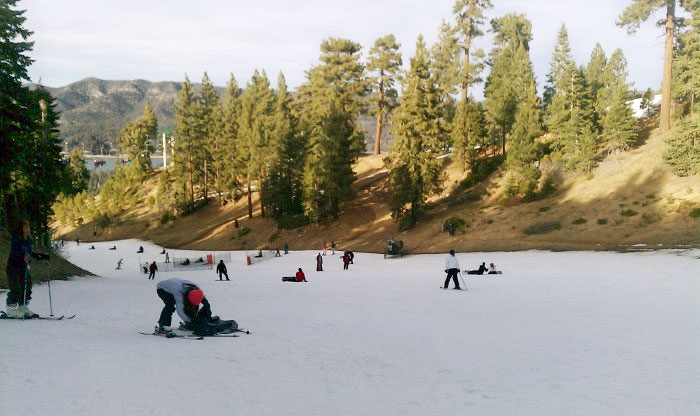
<box><xmin>21</xmin><ymin>0</ymin><xmax>673</xmax><ymax>99</ymax></box>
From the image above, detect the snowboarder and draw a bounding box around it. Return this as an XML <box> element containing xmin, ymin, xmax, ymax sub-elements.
<box><xmin>155</xmin><ymin>278</ymin><xmax>214</xmax><ymax>334</ymax></box>
<box><xmin>182</xmin><ymin>258</ymin><xmax>190</xmax><ymax>266</ymax></box>
<box><xmin>444</xmin><ymin>249</ymin><xmax>461</xmax><ymax>290</ymax></box>
<box><xmin>89</xmin><ymin>245</ymin><xmax>95</xmax><ymax>250</ymax></box>
<box><xmin>296</xmin><ymin>268</ymin><xmax>307</xmax><ymax>282</ymax></box>
<box><xmin>137</xmin><ymin>246</ymin><xmax>144</xmax><ymax>253</ymax></box>
<box><xmin>109</xmin><ymin>245</ymin><xmax>116</xmax><ymax>250</ymax></box>
<box><xmin>216</xmin><ymin>260</ymin><xmax>229</xmax><ymax>281</ymax></box>
<box><xmin>343</xmin><ymin>252</ymin><xmax>350</xmax><ymax>270</ymax></box>
<box><xmin>488</xmin><ymin>263</ymin><xmax>499</xmax><ymax>274</ymax></box>
<box><xmin>148</xmin><ymin>261</ymin><xmax>158</xmax><ymax>280</ymax></box>
<box><xmin>116</xmin><ymin>258</ymin><xmax>123</xmax><ymax>270</ymax></box>
<box><xmin>4</xmin><ymin>221</ymin><xmax>50</xmax><ymax>318</ymax></box>
<box><xmin>467</xmin><ymin>262</ymin><xmax>487</xmax><ymax>275</ymax></box>
<box><xmin>316</xmin><ymin>253</ymin><xmax>323</xmax><ymax>271</ymax></box>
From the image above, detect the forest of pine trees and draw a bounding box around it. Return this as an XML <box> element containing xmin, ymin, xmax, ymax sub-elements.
<box><xmin>37</xmin><ymin>0</ymin><xmax>700</xmax><ymax>232</ymax></box>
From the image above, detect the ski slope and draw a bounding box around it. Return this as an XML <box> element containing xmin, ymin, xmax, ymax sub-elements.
<box><xmin>1</xmin><ymin>240</ymin><xmax>699</xmax><ymax>415</ymax></box>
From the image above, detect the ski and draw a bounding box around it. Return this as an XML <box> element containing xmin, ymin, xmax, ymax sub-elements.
<box><xmin>139</xmin><ymin>331</ymin><xmax>204</xmax><ymax>340</ymax></box>
<box><xmin>0</xmin><ymin>311</ymin><xmax>76</xmax><ymax>320</ymax></box>
<box><xmin>439</xmin><ymin>287</ymin><xmax>467</xmax><ymax>291</ymax></box>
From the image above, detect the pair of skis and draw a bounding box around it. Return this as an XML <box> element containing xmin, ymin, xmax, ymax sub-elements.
<box><xmin>0</xmin><ymin>311</ymin><xmax>76</xmax><ymax>320</ymax></box>
<box><xmin>139</xmin><ymin>327</ymin><xmax>251</xmax><ymax>340</ymax></box>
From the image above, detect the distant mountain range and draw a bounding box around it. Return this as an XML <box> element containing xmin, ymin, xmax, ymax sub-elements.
<box><xmin>34</xmin><ymin>78</ymin><xmax>386</xmax><ymax>154</ymax></box>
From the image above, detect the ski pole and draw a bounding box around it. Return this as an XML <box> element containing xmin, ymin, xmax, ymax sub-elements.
<box><xmin>23</xmin><ymin>266</ymin><xmax>29</xmax><ymax>320</ymax></box>
<box><xmin>459</xmin><ymin>271</ymin><xmax>467</xmax><ymax>291</ymax></box>
<box><xmin>46</xmin><ymin>259</ymin><xmax>53</xmax><ymax>316</ymax></box>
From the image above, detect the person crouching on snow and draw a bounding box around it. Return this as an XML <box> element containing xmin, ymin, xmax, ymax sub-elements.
<box><xmin>156</xmin><ymin>278</ymin><xmax>214</xmax><ymax>334</ymax></box>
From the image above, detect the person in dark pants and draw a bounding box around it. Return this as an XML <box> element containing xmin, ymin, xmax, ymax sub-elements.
<box><xmin>443</xmin><ymin>249</ymin><xmax>461</xmax><ymax>290</ymax></box>
<box><xmin>216</xmin><ymin>260</ymin><xmax>229</xmax><ymax>281</ymax></box>
<box><xmin>148</xmin><ymin>261</ymin><xmax>158</xmax><ymax>280</ymax></box>
<box><xmin>467</xmin><ymin>262</ymin><xmax>487</xmax><ymax>275</ymax></box>
<box><xmin>155</xmin><ymin>278</ymin><xmax>212</xmax><ymax>334</ymax></box>
<box><xmin>316</xmin><ymin>253</ymin><xmax>323</xmax><ymax>271</ymax></box>
<box><xmin>5</xmin><ymin>221</ymin><xmax>49</xmax><ymax>318</ymax></box>
<box><xmin>343</xmin><ymin>252</ymin><xmax>350</xmax><ymax>270</ymax></box>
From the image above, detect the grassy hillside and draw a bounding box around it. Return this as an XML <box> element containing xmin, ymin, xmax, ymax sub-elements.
<box><xmin>0</xmin><ymin>227</ymin><xmax>93</xmax><ymax>290</ymax></box>
<box><xmin>54</xmin><ymin>128</ymin><xmax>700</xmax><ymax>253</ymax></box>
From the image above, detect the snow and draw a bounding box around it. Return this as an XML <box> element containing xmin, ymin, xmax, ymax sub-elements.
<box><xmin>1</xmin><ymin>239</ymin><xmax>699</xmax><ymax>415</ymax></box>
<box><xmin>629</xmin><ymin>94</ymin><xmax>662</xmax><ymax>118</ymax></box>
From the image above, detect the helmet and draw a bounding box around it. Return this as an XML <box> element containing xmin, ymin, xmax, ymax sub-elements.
<box><xmin>187</xmin><ymin>289</ymin><xmax>204</xmax><ymax>305</ymax></box>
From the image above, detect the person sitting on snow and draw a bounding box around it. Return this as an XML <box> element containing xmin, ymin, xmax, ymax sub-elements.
<box><xmin>182</xmin><ymin>258</ymin><xmax>190</xmax><ymax>266</ymax></box>
<box><xmin>160</xmin><ymin>248</ymin><xmax>166</xmax><ymax>254</ymax></box>
<box><xmin>137</xmin><ymin>246</ymin><xmax>144</xmax><ymax>253</ymax></box>
<box><xmin>155</xmin><ymin>278</ymin><xmax>217</xmax><ymax>335</ymax></box>
<box><xmin>296</xmin><ymin>268</ymin><xmax>307</xmax><ymax>282</ymax></box>
<box><xmin>487</xmin><ymin>263</ymin><xmax>499</xmax><ymax>274</ymax></box>
<box><xmin>109</xmin><ymin>245</ymin><xmax>117</xmax><ymax>250</ymax></box>
<box><xmin>89</xmin><ymin>245</ymin><xmax>95</xmax><ymax>250</ymax></box>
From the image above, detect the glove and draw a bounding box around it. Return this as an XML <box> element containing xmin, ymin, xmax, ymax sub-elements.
<box><xmin>444</xmin><ymin>269</ymin><xmax>448</xmax><ymax>273</ymax></box>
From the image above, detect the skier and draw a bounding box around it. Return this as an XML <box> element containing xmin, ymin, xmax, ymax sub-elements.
<box><xmin>116</xmin><ymin>258</ymin><xmax>123</xmax><ymax>270</ymax></box>
<box><xmin>295</xmin><ymin>268</ymin><xmax>307</xmax><ymax>282</ymax></box>
<box><xmin>148</xmin><ymin>261</ymin><xmax>158</xmax><ymax>280</ymax></box>
<box><xmin>165</xmin><ymin>252</ymin><xmax>170</xmax><ymax>263</ymax></box>
<box><xmin>316</xmin><ymin>253</ymin><xmax>323</xmax><ymax>271</ymax></box>
<box><xmin>155</xmin><ymin>278</ymin><xmax>215</xmax><ymax>334</ymax></box>
<box><xmin>4</xmin><ymin>221</ymin><xmax>50</xmax><ymax>318</ymax></box>
<box><xmin>443</xmin><ymin>249</ymin><xmax>461</xmax><ymax>290</ymax></box>
<box><xmin>216</xmin><ymin>260</ymin><xmax>229</xmax><ymax>281</ymax></box>
<box><xmin>137</xmin><ymin>246</ymin><xmax>144</xmax><ymax>253</ymax></box>
<box><xmin>331</xmin><ymin>241</ymin><xmax>336</xmax><ymax>255</ymax></box>
<box><xmin>343</xmin><ymin>252</ymin><xmax>350</xmax><ymax>270</ymax></box>
<box><xmin>283</xmin><ymin>242</ymin><xmax>289</xmax><ymax>254</ymax></box>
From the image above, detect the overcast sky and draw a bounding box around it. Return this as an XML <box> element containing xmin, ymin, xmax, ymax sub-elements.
<box><xmin>21</xmin><ymin>0</ymin><xmax>671</xmax><ymax>99</ymax></box>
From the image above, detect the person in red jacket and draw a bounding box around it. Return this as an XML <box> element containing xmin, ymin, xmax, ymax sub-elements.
<box><xmin>342</xmin><ymin>253</ymin><xmax>350</xmax><ymax>270</ymax></box>
<box><xmin>295</xmin><ymin>268</ymin><xmax>307</xmax><ymax>282</ymax></box>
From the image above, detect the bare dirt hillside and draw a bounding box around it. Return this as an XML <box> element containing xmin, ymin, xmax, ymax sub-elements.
<box><xmin>54</xmin><ymin>129</ymin><xmax>700</xmax><ymax>253</ymax></box>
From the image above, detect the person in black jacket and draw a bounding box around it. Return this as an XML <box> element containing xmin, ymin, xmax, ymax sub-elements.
<box><xmin>4</xmin><ymin>221</ymin><xmax>49</xmax><ymax>318</ymax></box>
<box><xmin>216</xmin><ymin>260</ymin><xmax>229</xmax><ymax>281</ymax></box>
<box><xmin>466</xmin><ymin>262</ymin><xmax>488</xmax><ymax>275</ymax></box>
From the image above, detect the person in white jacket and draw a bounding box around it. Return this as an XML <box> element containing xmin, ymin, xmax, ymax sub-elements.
<box><xmin>444</xmin><ymin>249</ymin><xmax>461</xmax><ymax>289</ymax></box>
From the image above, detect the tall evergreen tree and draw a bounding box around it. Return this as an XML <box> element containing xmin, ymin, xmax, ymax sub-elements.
<box><xmin>386</xmin><ymin>36</ymin><xmax>444</xmax><ymax>230</ymax></box>
<box><xmin>601</xmin><ymin>82</ymin><xmax>640</xmax><ymax>154</ymax></box>
<box><xmin>221</xmin><ymin>74</ymin><xmax>242</xmax><ymax>200</ymax></box>
<box><xmin>663</xmin><ymin>116</ymin><xmax>700</xmax><ymax>175</ymax></box>
<box><xmin>543</xmin><ymin>24</ymin><xmax>574</xmax><ymax>110</ymax></box>
<box><xmin>673</xmin><ymin>6</ymin><xmax>700</xmax><ymax>115</ymax></box>
<box><xmin>508</xmin><ymin>81</ymin><xmax>542</xmax><ymax>196</ymax></box>
<box><xmin>452</xmin><ymin>98</ymin><xmax>484</xmax><ymax>172</ymax></box>
<box><xmin>116</xmin><ymin>102</ymin><xmax>157</xmax><ymax>175</ymax></box>
<box><xmin>296</xmin><ymin>38</ymin><xmax>369</xmax><ymax>221</ymax></box>
<box><xmin>261</xmin><ymin>73</ymin><xmax>304</xmax><ymax>218</ymax></box>
<box><xmin>484</xmin><ymin>13</ymin><xmax>536</xmax><ymax>156</ymax></box>
<box><xmin>453</xmin><ymin>0</ymin><xmax>493</xmax><ymax>102</ymax></box>
<box><xmin>430</xmin><ymin>22</ymin><xmax>460</xmax><ymax>148</ymax></box>
<box><xmin>367</xmin><ymin>34</ymin><xmax>402</xmax><ymax>155</ymax></box>
<box><xmin>67</xmin><ymin>147</ymin><xmax>89</xmax><ymax>194</ymax></box>
<box><xmin>617</xmin><ymin>1</ymin><xmax>697</xmax><ymax>133</ymax></box>
<box><xmin>585</xmin><ymin>43</ymin><xmax>608</xmax><ymax>130</ymax></box>
<box><xmin>173</xmin><ymin>76</ymin><xmax>198</xmax><ymax>206</ymax></box>
<box><xmin>197</xmin><ymin>72</ymin><xmax>219</xmax><ymax>200</ymax></box>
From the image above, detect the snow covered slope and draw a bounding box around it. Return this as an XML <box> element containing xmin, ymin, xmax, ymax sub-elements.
<box><xmin>1</xmin><ymin>240</ymin><xmax>698</xmax><ymax>415</ymax></box>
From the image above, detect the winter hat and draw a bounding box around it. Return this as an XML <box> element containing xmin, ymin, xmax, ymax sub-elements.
<box><xmin>187</xmin><ymin>289</ymin><xmax>204</xmax><ymax>305</ymax></box>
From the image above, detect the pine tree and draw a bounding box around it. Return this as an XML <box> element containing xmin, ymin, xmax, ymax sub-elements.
<box><xmin>221</xmin><ymin>74</ymin><xmax>242</xmax><ymax>200</ymax></box>
<box><xmin>197</xmin><ymin>72</ymin><xmax>219</xmax><ymax>200</ymax></box>
<box><xmin>452</xmin><ymin>98</ymin><xmax>484</xmax><ymax>172</ymax></box>
<box><xmin>673</xmin><ymin>6</ymin><xmax>700</xmax><ymax>116</ymax></box>
<box><xmin>453</xmin><ymin>0</ymin><xmax>493</xmax><ymax>102</ymax></box>
<box><xmin>663</xmin><ymin>117</ymin><xmax>700</xmax><ymax>175</ymax></box>
<box><xmin>484</xmin><ymin>13</ymin><xmax>536</xmax><ymax>156</ymax></box>
<box><xmin>367</xmin><ymin>34</ymin><xmax>402</xmax><ymax>155</ymax></box>
<box><xmin>508</xmin><ymin>82</ymin><xmax>542</xmax><ymax>197</ymax></box>
<box><xmin>237</xmin><ymin>70</ymin><xmax>275</xmax><ymax>218</ymax></box>
<box><xmin>386</xmin><ymin>36</ymin><xmax>444</xmax><ymax>230</ymax></box>
<box><xmin>543</xmin><ymin>24</ymin><xmax>574</xmax><ymax>110</ymax></box>
<box><xmin>296</xmin><ymin>37</ymin><xmax>369</xmax><ymax>221</ymax></box>
<box><xmin>585</xmin><ymin>43</ymin><xmax>608</xmax><ymax>130</ymax></box>
<box><xmin>617</xmin><ymin>1</ymin><xmax>696</xmax><ymax>133</ymax></box>
<box><xmin>116</xmin><ymin>103</ymin><xmax>157</xmax><ymax>175</ymax></box>
<box><xmin>67</xmin><ymin>148</ymin><xmax>90</xmax><ymax>194</ymax></box>
<box><xmin>601</xmin><ymin>83</ymin><xmax>640</xmax><ymax>154</ymax></box>
<box><xmin>430</xmin><ymin>21</ymin><xmax>460</xmax><ymax>147</ymax></box>
<box><xmin>173</xmin><ymin>76</ymin><xmax>198</xmax><ymax>206</ymax></box>
<box><xmin>261</xmin><ymin>73</ymin><xmax>304</xmax><ymax>218</ymax></box>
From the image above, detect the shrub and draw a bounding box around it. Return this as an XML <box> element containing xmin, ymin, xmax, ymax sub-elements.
<box><xmin>160</xmin><ymin>212</ymin><xmax>171</xmax><ymax>224</ymax></box>
<box><xmin>268</xmin><ymin>232</ymin><xmax>280</xmax><ymax>243</ymax></box>
<box><xmin>645</xmin><ymin>193</ymin><xmax>656</xmax><ymax>199</ymax></box>
<box><xmin>523</xmin><ymin>221</ymin><xmax>562</xmax><ymax>235</ymax></box>
<box><xmin>276</xmin><ymin>214</ymin><xmax>310</xmax><ymax>230</ymax></box>
<box><xmin>443</xmin><ymin>216</ymin><xmax>468</xmax><ymax>235</ymax></box>
<box><xmin>597</xmin><ymin>218</ymin><xmax>608</xmax><ymax>225</ymax></box>
<box><xmin>572</xmin><ymin>217</ymin><xmax>587</xmax><ymax>225</ymax></box>
<box><xmin>640</xmin><ymin>212</ymin><xmax>661</xmax><ymax>225</ymax></box>
<box><xmin>238</xmin><ymin>226</ymin><xmax>251</xmax><ymax>238</ymax></box>
<box><xmin>146</xmin><ymin>195</ymin><xmax>156</xmax><ymax>208</ymax></box>
<box><xmin>689</xmin><ymin>208</ymin><xmax>700</xmax><ymax>218</ymax></box>
<box><xmin>620</xmin><ymin>209</ymin><xmax>638</xmax><ymax>217</ymax></box>
<box><xmin>95</xmin><ymin>213</ymin><xmax>112</xmax><ymax>228</ymax></box>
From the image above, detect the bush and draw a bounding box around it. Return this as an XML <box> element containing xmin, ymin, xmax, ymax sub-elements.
<box><xmin>689</xmin><ymin>208</ymin><xmax>700</xmax><ymax>218</ymax></box>
<box><xmin>95</xmin><ymin>213</ymin><xmax>112</xmax><ymax>228</ymax></box>
<box><xmin>238</xmin><ymin>226</ymin><xmax>251</xmax><ymax>238</ymax></box>
<box><xmin>572</xmin><ymin>217</ymin><xmax>587</xmax><ymax>225</ymax></box>
<box><xmin>597</xmin><ymin>218</ymin><xmax>608</xmax><ymax>225</ymax></box>
<box><xmin>160</xmin><ymin>212</ymin><xmax>171</xmax><ymax>224</ymax></box>
<box><xmin>269</xmin><ymin>232</ymin><xmax>280</xmax><ymax>243</ymax></box>
<box><xmin>640</xmin><ymin>212</ymin><xmax>661</xmax><ymax>225</ymax></box>
<box><xmin>620</xmin><ymin>209</ymin><xmax>639</xmax><ymax>217</ymax></box>
<box><xmin>523</xmin><ymin>221</ymin><xmax>562</xmax><ymax>235</ymax></box>
<box><xmin>443</xmin><ymin>216</ymin><xmax>468</xmax><ymax>235</ymax></box>
<box><xmin>276</xmin><ymin>214</ymin><xmax>310</xmax><ymax>230</ymax></box>
<box><xmin>146</xmin><ymin>195</ymin><xmax>156</xmax><ymax>208</ymax></box>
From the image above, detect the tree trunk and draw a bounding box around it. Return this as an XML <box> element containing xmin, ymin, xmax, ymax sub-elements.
<box><xmin>461</xmin><ymin>16</ymin><xmax>472</xmax><ymax>103</ymax></box>
<box><xmin>374</xmin><ymin>96</ymin><xmax>384</xmax><ymax>155</ymax></box>
<box><xmin>660</xmin><ymin>2</ymin><xmax>675</xmax><ymax>134</ymax></box>
<box><xmin>247</xmin><ymin>174</ymin><xmax>253</xmax><ymax>219</ymax></box>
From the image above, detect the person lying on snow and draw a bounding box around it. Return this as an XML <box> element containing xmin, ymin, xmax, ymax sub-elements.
<box><xmin>466</xmin><ymin>262</ymin><xmax>488</xmax><ymax>275</ymax></box>
<box><xmin>155</xmin><ymin>278</ymin><xmax>234</xmax><ymax>336</ymax></box>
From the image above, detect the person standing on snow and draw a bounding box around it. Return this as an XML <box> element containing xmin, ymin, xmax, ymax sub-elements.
<box><xmin>148</xmin><ymin>261</ymin><xmax>158</xmax><ymax>280</ymax></box>
<box><xmin>443</xmin><ymin>249</ymin><xmax>461</xmax><ymax>290</ymax></box>
<box><xmin>316</xmin><ymin>253</ymin><xmax>323</xmax><ymax>271</ymax></box>
<box><xmin>343</xmin><ymin>252</ymin><xmax>350</xmax><ymax>270</ymax></box>
<box><xmin>155</xmin><ymin>278</ymin><xmax>212</xmax><ymax>334</ymax></box>
<box><xmin>216</xmin><ymin>260</ymin><xmax>229</xmax><ymax>281</ymax></box>
<box><xmin>4</xmin><ymin>221</ymin><xmax>49</xmax><ymax>318</ymax></box>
